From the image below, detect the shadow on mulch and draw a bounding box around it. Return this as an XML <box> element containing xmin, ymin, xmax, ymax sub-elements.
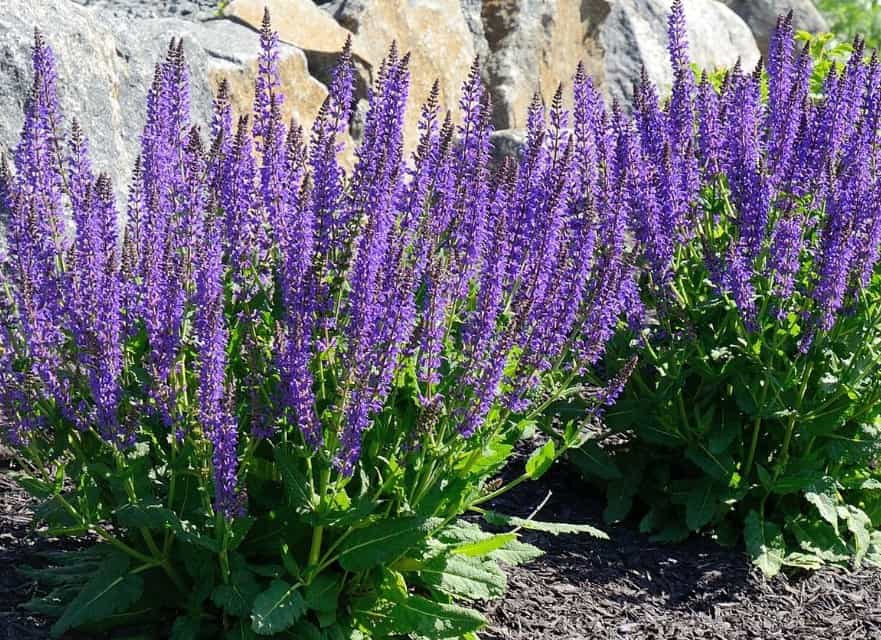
<box><xmin>1</xmin><ymin>447</ymin><xmax>880</xmax><ymax>640</ymax></box>
<box><xmin>479</xmin><ymin>454</ymin><xmax>881</xmax><ymax>640</ymax></box>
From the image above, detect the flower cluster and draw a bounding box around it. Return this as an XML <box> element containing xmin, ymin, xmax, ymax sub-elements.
<box><xmin>0</xmin><ymin>10</ymin><xmax>631</xmax><ymax>517</ymax></box>
<box><xmin>632</xmin><ymin>3</ymin><xmax>881</xmax><ymax>341</ymax></box>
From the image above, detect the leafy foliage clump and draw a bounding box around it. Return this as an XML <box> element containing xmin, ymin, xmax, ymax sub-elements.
<box><xmin>566</xmin><ymin>8</ymin><xmax>881</xmax><ymax>576</ymax></box>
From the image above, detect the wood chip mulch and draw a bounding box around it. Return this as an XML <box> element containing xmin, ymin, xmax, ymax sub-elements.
<box><xmin>1</xmin><ymin>446</ymin><xmax>880</xmax><ymax>639</ymax></box>
<box><xmin>480</xmin><ymin>460</ymin><xmax>881</xmax><ymax>640</ymax></box>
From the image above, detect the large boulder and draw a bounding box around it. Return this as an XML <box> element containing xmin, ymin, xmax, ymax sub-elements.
<box><xmin>0</xmin><ymin>0</ymin><xmax>331</xmax><ymax>197</ymax></box>
<box><xmin>600</xmin><ymin>0</ymin><xmax>761</xmax><ymax>105</ymax></box>
<box><xmin>462</xmin><ymin>0</ymin><xmax>609</xmax><ymax>130</ymax></box>
<box><xmin>722</xmin><ymin>1</ymin><xmax>829</xmax><ymax>55</ymax></box>
<box><xmin>320</xmin><ymin>0</ymin><xmax>477</xmax><ymax>151</ymax></box>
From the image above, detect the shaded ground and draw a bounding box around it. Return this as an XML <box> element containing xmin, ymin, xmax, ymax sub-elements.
<box><xmin>480</xmin><ymin>459</ymin><xmax>881</xmax><ymax>640</ymax></box>
<box><xmin>1</xmin><ymin>447</ymin><xmax>880</xmax><ymax>640</ymax></box>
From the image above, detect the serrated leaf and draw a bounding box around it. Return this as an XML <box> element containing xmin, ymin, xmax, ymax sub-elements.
<box><xmin>744</xmin><ymin>511</ymin><xmax>785</xmax><ymax>577</ymax></box>
<box><xmin>452</xmin><ymin>533</ymin><xmax>516</xmax><ymax>558</ymax></box>
<box><xmin>251</xmin><ymin>580</ymin><xmax>306</xmax><ymax>636</ymax></box>
<box><xmin>212</xmin><ymin>570</ymin><xmax>261</xmax><ymax>617</ymax></box>
<box><xmin>366</xmin><ymin>595</ymin><xmax>486</xmax><ymax>638</ymax></box>
<box><xmin>525</xmin><ymin>440</ymin><xmax>555</xmax><ymax>480</ymax></box>
<box><xmin>338</xmin><ymin>517</ymin><xmax>431</xmax><ymax>572</ymax></box>
<box><xmin>482</xmin><ymin>511</ymin><xmax>607</xmax><ymax>539</ymax></box>
<box><xmin>416</xmin><ymin>554</ymin><xmax>506</xmax><ymax>600</ymax></box>
<box><xmin>51</xmin><ymin>551</ymin><xmax>144</xmax><ymax>636</ymax></box>
<box><xmin>488</xmin><ymin>539</ymin><xmax>543</xmax><ymax>565</ymax></box>
<box><xmin>685</xmin><ymin>480</ymin><xmax>717</xmax><ymax>531</ymax></box>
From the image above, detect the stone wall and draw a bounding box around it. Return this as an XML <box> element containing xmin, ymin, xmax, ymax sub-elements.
<box><xmin>0</xmin><ymin>0</ymin><xmax>829</xmax><ymax>192</ymax></box>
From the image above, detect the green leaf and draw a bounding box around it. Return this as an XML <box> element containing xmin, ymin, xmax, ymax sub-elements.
<box><xmin>568</xmin><ymin>442</ymin><xmax>623</xmax><ymax>482</ymax></box>
<box><xmin>251</xmin><ymin>580</ymin><xmax>307</xmax><ymax>636</ymax></box>
<box><xmin>338</xmin><ymin>517</ymin><xmax>432</xmax><ymax>572</ymax></box>
<box><xmin>744</xmin><ymin>511</ymin><xmax>786</xmax><ymax>577</ymax></box>
<box><xmin>685</xmin><ymin>480</ymin><xmax>717</xmax><ymax>531</ymax></box>
<box><xmin>452</xmin><ymin>533</ymin><xmax>517</xmax><ymax>558</ymax></box>
<box><xmin>51</xmin><ymin>551</ymin><xmax>144</xmax><ymax>637</ymax></box>
<box><xmin>304</xmin><ymin>573</ymin><xmax>340</xmax><ymax>613</ymax></box>
<box><xmin>170</xmin><ymin>616</ymin><xmax>200</xmax><ymax>640</ymax></box>
<box><xmin>788</xmin><ymin>516</ymin><xmax>849</xmax><ymax>564</ymax></box>
<box><xmin>488</xmin><ymin>539</ymin><xmax>543</xmax><ymax>565</ymax></box>
<box><xmin>274</xmin><ymin>449</ymin><xmax>313</xmax><ymax>509</ymax></box>
<box><xmin>804</xmin><ymin>478</ymin><xmax>839</xmax><ymax>533</ymax></box>
<box><xmin>416</xmin><ymin>554</ymin><xmax>506</xmax><ymax>600</ymax></box>
<box><xmin>366</xmin><ymin>595</ymin><xmax>486</xmax><ymax>639</ymax></box>
<box><xmin>436</xmin><ymin>520</ymin><xmax>542</xmax><ymax>565</ymax></box>
<box><xmin>524</xmin><ymin>440</ymin><xmax>555</xmax><ymax>480</ymax></box>
<box><xmin>603</xmin><ymin>479</ymin><xmax>635</xmax><ymax>524</ymax></box>
<box><xmin>212</xmin><ymin>569</ymin><xmax>261</xmax><ymax>617</ymax></box>
<box><xmin>838</xmin><ymin>505</ymin><xmax>872</xmax><ymax>564</ymax></box>
<box><xmin>482</xmin><ymin>511</ymin><xmax>607</xmax><ymax>539</ymax></box>
<box><xmin>225</xmin><ymin>621</ymin><xmax>258</xmax><ymax>640</ymax></box>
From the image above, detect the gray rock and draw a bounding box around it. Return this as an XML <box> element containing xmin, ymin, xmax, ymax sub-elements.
<box><xmin>722</xmin><ymin>1</ymin><xmax>828</xmax><ymax>55</ymax></box>
<box><xmin>600</xmin><ymin>0</ymin><xmax>761</xmax><ymax>106</ymax></box>
<box><xmin>68</xmin><ymin>0</ymin><xmax>218</xmax><ymax>21</ymax></box>
<box><xmin>0</xmin><ymin>0</ymin><xmax>319</xmax><ymax>199</ymax></box>
<box><xmin>463</xmin><ymin>0</ymin><xmax>608</xmax><ymax>130</ymax></box>
<box><xmin>489</xmin><ymin>128</ymin><xmax>525</xmax><ymax>166</ymax></box>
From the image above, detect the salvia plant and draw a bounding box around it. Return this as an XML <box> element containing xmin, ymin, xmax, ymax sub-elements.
<box><xmin>0</xmin><ymin>9</ymin><xmax>629</xmax><ymax>640</ymax></box>
<box><xmin>568</xmin><ymin>4</ymin><xmax>881</xmax><ymax>576</ymax></box>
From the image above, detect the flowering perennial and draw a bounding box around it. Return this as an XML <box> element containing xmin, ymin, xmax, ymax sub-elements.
<box><xmin>1</xmin><ymin>10</ymin><xmax>623</xmax><ymax>638</ymax></box>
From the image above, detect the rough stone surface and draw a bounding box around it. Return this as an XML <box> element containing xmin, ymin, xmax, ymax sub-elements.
<box><xmin>723</xmin><ymin>0</ymin><xmax>829</xmax><ymax>55</ymax></box>
<box><xmin>69</xmin><ymin>0</ymin><xmax>218</xmax><ymax>20</ymax></box>
<box><xmin>0</xmin><ymin>0</ymin><xmax>330</xmax><ymax>196</ymax></box>
<box><xmin>464</xmin><ymin>0</ymin><xmax>608</xmax><ymax>130</ymax></box>
<box><xmin>225</xmin><ymin>0</ymin><xmax>356</xmax><ymax>55</ymax></box>
<box><xmin>600</xmin><ymin>0</ymin><xmax>761</xmax><ymax>106</ymax></box>
<box><xmin>321</xmin><ymin>0</ymin><xmax>477</xmax><ymax>151</ymax></box>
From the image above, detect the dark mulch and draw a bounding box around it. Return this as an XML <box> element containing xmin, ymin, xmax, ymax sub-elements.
<box><xmin>480</xmin><ymin>459</ymin><xmax>881</xmax><ymax>640</ymax></box>
<box><xmin>1</xmin><ymin>445</ymin><xmax>880</xmax><ymax>640</ymax></box>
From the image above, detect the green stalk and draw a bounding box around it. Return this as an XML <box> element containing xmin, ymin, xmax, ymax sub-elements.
<box><xmin>308</xmin><ymin>466</ymin><xmax>332</xmax><ymax>568</ymax></box>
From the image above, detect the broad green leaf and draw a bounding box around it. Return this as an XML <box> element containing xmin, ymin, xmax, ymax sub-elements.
<box><xmin>338</xmin><ymin>517</ymin><xmax>432</xmax><ymax>572</ymax></box>
<box><xmin>838</xmin><ymin>505</ymin><xmax>872</xmax><ymax>564</ymax></box>
<box><xmin>366</xmin><ymin>595</ymin><xmax>486</xmax><ymax>638</ymax></box>
<box><xmin>603</xmin><ymin>479</ymin><xmax>635</xmax><ymax>524</ymax></box>
<box><xmin>569</xmin><ymin>442</ymin><xmax>623</xmax><ymax>481</ymax></box>
<box><xmin>274</xmin><ymin>449</ymin><xmax>313</xmax><ymax>509</ymax></box>
<box><xmin>452</xmin><ymin>533</ymin><xmax>516</xmax><ymax>558</ymax></box>
<box><xmin>212</xmin><ymin>569</ymin><xmax>261</xmax><ymax>617</ymax></box>
<box><xmin>304</xmin><ymin>573</ymin><xmax>340</xmax><ymax>613</ymax></box>
<box><xmin>685</xmin><ymin>480</ymin><xmax>717</xmax><ymax>531</ymax></box>
<box><xmin>482</xmin><ymin>511</ymin><xmax>607</xmax><ymax>539</ymax></box>
<box><xmin>416</xmin><ymin>554</ymin><xmax>506</xmax><ymax>600</ymax></box>
<box><xmin>525</xmin><ymin>440</ymin><xmax>555</xmax><ymax>480</ymax></box>
<box><xmin>250</xmin><ymin>580</ymin><xmax>307</xmax><ymax>636</ymax></box>
<box><xmin>51</xmin><ymin>551</ymin><xmax>144</xmax><ymax>636</ymax></box>
<box><xmin>805</xmin><ymin>478</ymin><xmax>839</xmax><ymax>533</ymax></box>
<box><xmin>788</xmin><ymin>516</ymin><xmax>850</xmax><ymax>563</ymax></box>
<box><xmin>436</xmin><ymin>520</ymin><xmax>542</xmax><ymax>565</ymax></box>
<box><xmin>488</xmin><ymin>539</ymin><xmax>543</xmax><ymax>565</ymax></box>
<box><xmin>744</xmin><ymin>511</ymin><xmax>785</xmax><ymax>577</ymax></box>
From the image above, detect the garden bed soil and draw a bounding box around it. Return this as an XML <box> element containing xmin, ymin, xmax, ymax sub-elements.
<box><xmin>1</xmin><ymin>447</ymin><xmax>880</xmax><ymax>640</ymax></box>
